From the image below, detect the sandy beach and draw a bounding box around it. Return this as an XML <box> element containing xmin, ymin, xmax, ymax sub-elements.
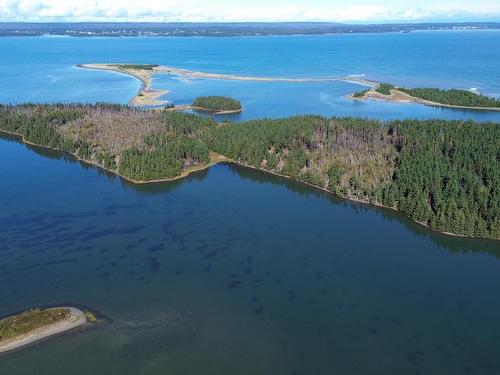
<box><xmin>79</xmin><ymin>64</ymin><xmax>169</xmax><ymax>106</ymax></box>
<box><xmin>78</xmin><ymin>63</ymin><xmax>378</xmax><ymax>108</ymax></box>
<box><xmin>0</xmin><ymin>307</ymin><xmax>87</xmax><ymax>355</ymax></box>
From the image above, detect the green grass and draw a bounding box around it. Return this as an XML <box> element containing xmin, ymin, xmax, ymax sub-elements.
<box><xmin>0</xmin><ymin>308</ymin><xmax>71</xmax><ymax>342</ymax></box>
<box><xmin>192</xmin><ymin>96</ymin><xmax>242</xmax><ymax>111</ymax></box>
<box><xmin>375</xmin><ymin>83</ymin><xmax>394</xmax><ymax>95</ymax></box>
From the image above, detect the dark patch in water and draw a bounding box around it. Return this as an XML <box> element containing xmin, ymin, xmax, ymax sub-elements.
<box><xmin>43</xmin><ymin>258</ymin><xmax>77</xmax><ymax>265</ymax></box>
<box><xmin>80</xmin><ymin>228</ymin><xmax>116</xmax><ymax>242</ymax></box>
<box><xmin>148</xmin><ymin>244</ymin><xmax>164</xmax><ymax>253</ymax></box>
<box><xmin>149</xmin><ymin>257</ymin><xmax>161</xmax><ymax>273</ymax></box>
<box><xmin>228</xmin><ymin>280</ymin><xmax>241</xmax><ymax>290</ymax></box>
<box><xmin>205</xmin><ymin>250</ymin><xmax>217</xmax><ymax>259</ymax></box>
<box><xmin>117</xmin><ymin>225</ymin><xmax>146</xmax><ymax>234</ymax></box>
<box><xmin>462</xmin><ymin>366</ymin><xmax>474</xmax><ymax>374</ymax></box>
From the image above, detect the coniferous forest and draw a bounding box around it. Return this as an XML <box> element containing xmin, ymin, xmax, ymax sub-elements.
<box><xmin>0</xmin><ymin>104</ymin><xmax>498</xmax><ymax>239</ymax></box>
<box><xmin>192</xmin><ymin>96</ymin><xmax>242</xmax><ymax>111</ymax></box>
<box><xmin>399</xmin><ymin>87</ymin><xmax>500</xmax><ymax>108</ymax></box>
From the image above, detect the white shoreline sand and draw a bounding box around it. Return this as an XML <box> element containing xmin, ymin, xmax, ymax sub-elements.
<box><xmin>0</xmin><ymin>307</ymin><xmax>87</xmax><ymax>355</ymax></box>
<box><xmin>78</xmin><ymin>63</ymin><xmax>377</xmax><ymax>108</ymax></box>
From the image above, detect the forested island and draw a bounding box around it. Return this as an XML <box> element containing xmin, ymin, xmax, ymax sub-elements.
<box><xmin>353</xmin><ymin>84</ymin><xmax>500</xmax><ymax>111</ymax></box>
<box><xmin>0</xmin><ymin>307</ymin><xmax>93</xmax><ymax>354</ymax></box>
<box><xmin>0</xmin><ymin>104</ymin><xmax>498</xmax><ymax>239</ymax></box>
<box><xmin>192</xmin><ymin>96</ymin><xmax>242</xmax><ymax>113</ymax></box>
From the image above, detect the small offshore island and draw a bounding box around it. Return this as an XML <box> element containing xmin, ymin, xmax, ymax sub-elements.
<box><xmin>0</xmin><ymin>104</ymin><xmax>498</xmax><ymax>240</ymax></box>
<box><xmin>351</xmin><ymin>83</ymin><xmax>500</xmax><ymax>111</ymax></box>
<box><xmin>0</xmin><ymin>307</ymin><xmax>96</xmax><ymax>355</ymax></box>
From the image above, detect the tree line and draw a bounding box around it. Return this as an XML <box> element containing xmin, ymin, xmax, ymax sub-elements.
<box><xmin>0</xmin><ymin>103</ymin><xmax>498</xmax><ymax>239</ymax></box>
<box><xmin>204</xmin><ymin>115</ymin><xmax>499</xmax><ymax>239</ymax></box>
<box><xmin>398</xmin><ymin>87</ymin><xmax>500</xmax><ymax>108</ymax></box>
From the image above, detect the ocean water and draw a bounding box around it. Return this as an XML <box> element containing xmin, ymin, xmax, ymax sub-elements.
<box><xmin>1</xmin><ymin>32</ymin><xmax>500</xmax><ymax>375</ymax></box>
<box><xmin>1</xmin><ymin>136</ymin><xmax>499</xmax><ymax>375</ymax></box>
<box><xmin>1</xmin><ymin>32</ymin><xmax>500</xmax><ymax>121</ymax></box>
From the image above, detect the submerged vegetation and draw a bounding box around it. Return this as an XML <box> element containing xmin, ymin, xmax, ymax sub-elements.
<box><xmin>0</xmin><ymin>103</ymin><xmax>498</xmax><ymax>239</ymax></box>
<box><xmin>398</xmin><ymin>87</ymin><xmax>500</xmax><ymax>108</ymax></box>
<box><xmin>192</xmin><ymin>96</ymin><xmax>242</xmax><ymax>112</ymax></box>
<box><xmin>0</xmin><ymin>308</ymin><xmax>70</xmax><ymax>342</ymax></box>
<box><xmin>84</xmin><ymin>311</ymin><xmax>97</xmax><ymax>323</ymax></box>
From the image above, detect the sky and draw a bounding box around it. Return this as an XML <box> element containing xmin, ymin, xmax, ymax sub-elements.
<box><xmin>1</xmin><ymin>0</ymin><xmax>500</xmax><ymax>23</ymax></box>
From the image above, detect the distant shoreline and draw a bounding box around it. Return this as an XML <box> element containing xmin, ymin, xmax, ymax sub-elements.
<box><xmin>2</xmin><ymin>22</ymin><xmax>500</xmax><ymax>38</ymax></box>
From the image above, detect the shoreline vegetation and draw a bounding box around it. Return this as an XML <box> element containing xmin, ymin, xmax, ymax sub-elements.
<box><xmin>350</xmin><ymin>83</ymin><xmax>500</xmax><ymax>111</ymax></box>
<box><xmin>0</xmin><ymin>307</ymin><xmax>91</xmax><ymax>354</ymax></box>
<box><xmin>0</xmin><ymin>104</ymin><xmax>498</xmax><ymax>240</ymax></box>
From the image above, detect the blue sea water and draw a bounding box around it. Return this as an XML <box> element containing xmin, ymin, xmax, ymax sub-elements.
<box><xmin>1</xmin><ymin>32</ymin><xmax>500</xmax><ymax>375</ymax></box>
<box><xmin>1</xmin><ymin>31</ymin><xmax>500</xmax><ymax>121</ymax></box>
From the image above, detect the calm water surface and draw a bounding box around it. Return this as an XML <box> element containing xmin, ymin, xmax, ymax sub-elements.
<box><xmin>1</xmin><ymin>32</ymin><xmax>500</xmax><ymax>121</ymax></box>
<box><xmin>1</xmin><ymin>32</ymin><xmax>500</xmax><ymax>374</ymax></box>
<box><xmin>0</xmin><ymin>135</ymin><xmax>499</xmax><ymax>375</ymax></box>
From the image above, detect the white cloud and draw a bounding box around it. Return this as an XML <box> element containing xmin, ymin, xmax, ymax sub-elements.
<box><xmin>0</xmin><ymin>0</ymin><xmax>499</xmax><ymax>22</ymax></box>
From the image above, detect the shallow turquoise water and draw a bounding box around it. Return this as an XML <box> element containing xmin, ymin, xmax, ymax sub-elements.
<box><xmin>1</xmin><ymin>32</ymin><xmax>500</xmax><ymax>374</ymax></box>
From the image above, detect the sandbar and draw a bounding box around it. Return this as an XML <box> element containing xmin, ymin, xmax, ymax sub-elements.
<box><xmin>0</xmin><ymin>307</ymin><xmax>87</xmax><ymax>355</ymax></box>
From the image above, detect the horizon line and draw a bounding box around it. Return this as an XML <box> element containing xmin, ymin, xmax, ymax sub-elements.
<box><xmin>1</xmin><ymin>21</ymin><xmax>500</xmax><ymax>25</ymax></box>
